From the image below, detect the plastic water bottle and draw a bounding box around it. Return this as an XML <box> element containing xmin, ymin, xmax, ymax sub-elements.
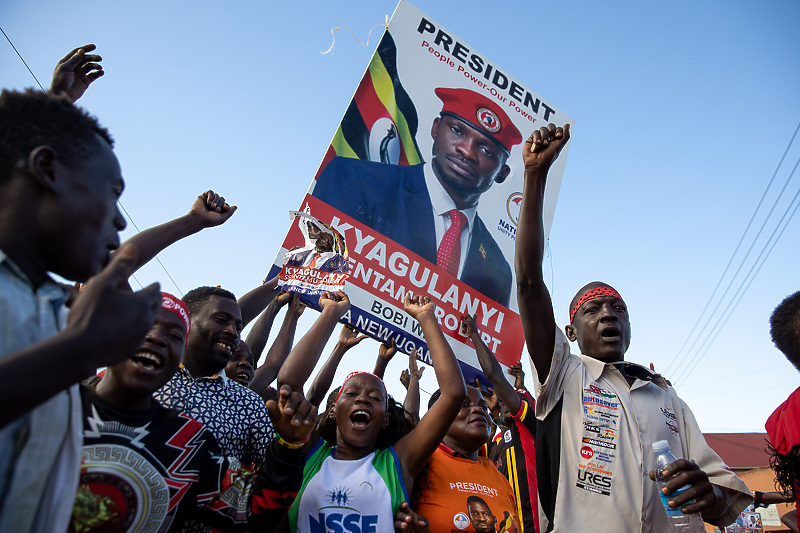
<box><xmin>652</xmin><ymin>440</ymin><xmax>706</xmax><ymax>532</ymax></box>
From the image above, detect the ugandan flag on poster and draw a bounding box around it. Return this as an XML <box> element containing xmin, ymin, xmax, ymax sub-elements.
<box><xmin>317</xmin><ymin>30</ymin><xmax>423</xmax><ymax>174</ymax></box>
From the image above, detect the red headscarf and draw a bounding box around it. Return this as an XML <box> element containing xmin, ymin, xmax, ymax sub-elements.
<box><xmin>766</xmin><ymin>386</ymin><xmax>800</xmax><ymax>455</ymax></box>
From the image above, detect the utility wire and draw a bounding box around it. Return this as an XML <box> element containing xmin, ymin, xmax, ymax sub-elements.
<box><xmin>116</xmin><ymin>202</ymin><xmax>184</xmax><ymax>295</ymax></box>
<box><xmin>2</xmin><ymin>31</ymin><xmax>183</xmax><ymax>296</ymax></box>
<box><xmin>680</xmin><ymin>364</ymin><xmax>788</xmax><ymax>387</ymax></box>
<box><xmin>666</xmin><ymin>120</ymin><xmax>800</xmax><ymax>377</ymax></box>
<box><xmin>674</xmin><ymin>180</ymin><xmax>800</xmax><ymax>385</ymax></box>
<box><xmin>672</xmin><ymin>154</ymin><xmax>800</xmax><ymax>385</ymax></box>
<box><xmin>1</xmin><ymin>26</ymin><xmax>45</xmax><ymax>91</ymax></box>
<box><xmin>671</xmin><ymin>149</ymin><xmax>800</xmax><ymax>381</ymax></box>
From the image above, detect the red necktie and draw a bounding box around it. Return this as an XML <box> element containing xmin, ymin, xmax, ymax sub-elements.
<box><xmin>437</xmin><ymin>210</ymin><xmax>467</xmax><ymax>277</ymax></box>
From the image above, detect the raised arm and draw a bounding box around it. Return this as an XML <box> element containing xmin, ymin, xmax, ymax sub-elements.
<box><xmin>0</xmin><ymin>245</ymin><xmax>160</xmax><ymax>427</ymax></box>
<box><xmin>247</xmin><ymin>292</ymin><xmax>302</xmax><ymax>398</ymax></box>
<box><xmin>307</xmin><ymin>324</ymin><xmax>368</xmax><ymax>406</ymax></box>
<box><xmin>246</xmin><ymin>291</ymin><xmax>293</xmax><ymax>362</ymax></box>
<box><xmin>463</xmin><ymin>314</ymin><xmax>520</xmax><ymax>416</ymax></box>
<box><xmin>507</xmin><ymin>363</ymin><xmax>527</xmax><ymax>391</ymax></box>
<box><xmin>238</xmin><ymin>276</ymin><xmax>281</xmax><ymax>327</ymax></box>
<box><xmin>516</xmin><ymin>123</ymin><xmax>570</xmax><ymax>381</ymax></box>
<box><xmin>49</xmin><ymin>44</ymin><xmax>104</xmax><ymax>103</ymax></box>
<box><xmin>394</xmin><ymin>295</ymin><xmax>466</xmax><ymax>481</ymax></box>
<box><xmin>400</xmin><ymin>348</ymin><xmax>424</xmax><ymax>426</ymax></box>
<box><xmin>276</xmin><ymin>291</ymin><xmax>351</xmax><ymax>392</ymax></box>
<box><xmin>373</xmin><ymin>339</ymin><xmax>398</xmax><ymax>379</ymax></box>
<box><xmin>122</xmin><ymin>190</ymin><xmax>236</xmax><ymax>273</ymax></box>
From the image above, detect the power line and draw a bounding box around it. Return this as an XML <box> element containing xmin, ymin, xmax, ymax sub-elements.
<box><xmin>0</xmin><ymin>26</ymin><xmax>45</xmax><ymax>91</ymax></box>
<box><xmin>116</xmin><ymin>202</ymin><xmax>184</xmax><ymax>296</ymax></box>
<box><xmin>667</xmin><ymin>120</ymin><xmax>800</xmax><ymax>378</ymax></box>
<box><xmin>672</xmin><ymin>153</ymin><xmax>800</xmax><ymax>385</ymax></box>
<box><xmin>680</xmin><ymin>364</ymin><xmax>788</xmax><ymax>387</ymax></box>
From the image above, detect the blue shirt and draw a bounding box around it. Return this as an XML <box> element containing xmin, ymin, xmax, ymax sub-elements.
<box><xmin>0</xmin><ymin>249</ymin><xmax>81</xmax><ymax>533</ymax></box>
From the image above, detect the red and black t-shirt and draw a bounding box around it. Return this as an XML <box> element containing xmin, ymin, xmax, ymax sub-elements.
<box><xmin>487</xmin><ymin>390</ymin><xmax>538</xmax><ymax>533</ymax></box>
<box><xmin>71</xmin><ymin>385</ymin><xmax>301</xmax><ymax>532</ymax></box>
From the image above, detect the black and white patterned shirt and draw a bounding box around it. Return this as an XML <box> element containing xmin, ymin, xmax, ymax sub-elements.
<box><xmin>154</xmin><ymin>365</ymin><xmax>274</xmax><ymax>466</ymax></box>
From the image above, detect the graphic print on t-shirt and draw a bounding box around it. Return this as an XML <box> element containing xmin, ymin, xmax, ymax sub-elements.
<box><xmin>295</xmin><ymin>447</ymin><xmax>406</xmax><ymax>533</ymax></box>
<box><xmin>577</xmin><ymin>383</ymin><xmax>620</xmax><ymax>496</ymax></box>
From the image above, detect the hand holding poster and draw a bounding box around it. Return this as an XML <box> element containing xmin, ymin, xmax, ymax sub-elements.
<box><xmin>268</xmin><ymin>0</ymin><xmax>573</xmax><ymax>384</ymax></box>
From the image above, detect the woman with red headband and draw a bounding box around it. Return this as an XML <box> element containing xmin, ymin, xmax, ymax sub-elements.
<box><xmin>275</xmin><ymin>291</ymin><xmax>466</xmax><ymax>533</ymax></box>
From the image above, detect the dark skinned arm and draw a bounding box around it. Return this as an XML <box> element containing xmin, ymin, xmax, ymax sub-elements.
<box><xmin>508</xmin><ymin>363</ymin><xmax>527</xmax><ymax>391</ymax></box>
<box><xmin>400</xmin><ymin>348</ymin><xmax>424</xmax><ymax>426</ymax></box>
<box><xmin>307</xmin><ymin>325</ymin><xmax>368</xmax><ymax>406</ymax></box>
<box><xmin>245</xmin><ymin>291</ymin><xmax>293</xmax><ymax>363</ymax></box>
<box><xmin>373</xmin><ymin>339</ymin><xmax>398</xmax><ymax>379</ymax></box>
<box><xmin>49</xmin><ymin>44</ymin><xmax>104</xmax><ymax>103</ymax></box>
<box><xmin>463</xmin><ymin>314</ymin><xmax>521</xmax><ymax>416</ymax></box>
<box><xmin>276</xmin><ymin>291</ymin><xmax>351</xmax><ymax>392</ymax></box>
<box><xmin>515</xmin><ymin>123</ymin><xmax>570</xmax><ymax>382</ymax></box>
<box><xmin>0</xmin><ymin>246</ymin><xmax>160</xmax><ymax>427</ymax></box>
<box><xmin>782</xmin><ymin>510</ymin><xmax>798</xmax><ymax>533</ymax></box>
<box><xmin>648</xmin><ymin>460</ymin><xmax>732</xmax><ymax>525</ymax></box>
<box><xmin>754</xmin><ymin>489</ymin><xmax>794</xmax><ymax>506</ymax></box>
<box><xmin>248</xmin><ymin>292</ymin><xmax>302</xmax><ymax>399</ymax></box>
<box><xmin>122</xmin><ymin>190</ymin><xmax>236</xmax><ymax>274</ymax></box>
<box><xmin>238</xmin><ymin>276</ymin><xmax>280</xmax><ymax>327</ymax></box>
<box><xmin>393</xmin><ymin>295</ymin><xmax>467</xmax><ymax>484</ymax></box>
<box><xmin>394</xmin><ymin>502</ymin><xmax>430</xmax><ymax>533</ymax></box>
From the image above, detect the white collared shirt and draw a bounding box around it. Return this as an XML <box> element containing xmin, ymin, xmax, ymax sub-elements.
<box><xmin>423</xmin><ymin>163</ymin><xmax>478</xmax><ymax>277</ymax></box>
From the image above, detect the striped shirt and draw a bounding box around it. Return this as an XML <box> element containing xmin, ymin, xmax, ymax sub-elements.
<box><xmin>488</xmin><ymin>391</ymin><xmax>539</xmax><ymax>533</ymax></box>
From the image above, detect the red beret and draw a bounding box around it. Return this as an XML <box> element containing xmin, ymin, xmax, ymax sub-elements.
<box><xmin>435</xmin><ymin>87</ymin><xmax>522</xmax><ymax>154</ymax></box>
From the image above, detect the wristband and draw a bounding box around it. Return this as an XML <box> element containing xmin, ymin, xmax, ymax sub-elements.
<box><xmin>278</xmin><ymin>434</ymin><xmax>310</xmax><ymax>450</ymax></box>
<box><xmin>753</xmin><ymin>491</ymin><xmax>765</xmax><ymax>508</ymax></box>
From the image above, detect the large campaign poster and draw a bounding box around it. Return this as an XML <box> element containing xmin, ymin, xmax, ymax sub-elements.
<box><xmin>268</xmin><ymin>0</ymin><xmax>573</xmax><ymax>383</ymax></box>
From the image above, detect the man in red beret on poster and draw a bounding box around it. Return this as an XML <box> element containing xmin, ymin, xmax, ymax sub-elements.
<box><xmin>313</xmin><ymin>87</ymin><xmax>522</xmax><ymax>307</ymax></box>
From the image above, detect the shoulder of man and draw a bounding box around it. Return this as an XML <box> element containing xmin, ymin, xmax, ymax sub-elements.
<box><xmin>320</xmin><ymin>157</ymin><xmax>424</xmax><ymax>189</ymax></box>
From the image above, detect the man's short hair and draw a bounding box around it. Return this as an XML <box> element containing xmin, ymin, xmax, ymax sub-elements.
<box><xmin>467</xmin><ymin>495</ymin><xmax>490</xmax><ymax>508</ymax></box>
<box><xmin>0</xmin><ymin>89</ymin><xmax>114</xmax><ymax>182</ymax></box>
<box><xmin>770</xmin><ymin>290</ymin><xmax>800</xmax><ymax>371</ymax></box>
<box><xmin>182</xmin><ymin>286</ymin><xmax>237</xmax><ymax>318</ymax></box>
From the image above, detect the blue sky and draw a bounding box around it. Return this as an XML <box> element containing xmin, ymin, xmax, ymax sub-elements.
<box><xmin>3</xmin><ymin>0</ymin><xmax>799</xmax><ymax>432</ymax></box>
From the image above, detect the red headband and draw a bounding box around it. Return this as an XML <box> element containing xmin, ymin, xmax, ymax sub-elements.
<box><xmin>570</xmin><ymin>285</ymin><xmax>623</xmax><ymax>323</ymax></box>
<box><xmin>162</xmin><ymin>292</ymin><xmax>191</xmax><ymax>337</ymax></box>
<box><xmin>766</xmin><ymin>387</ymin><xmax>800</xmax><ymax>455</ymax></box>
<box><xmin>336</xmin><ymin>371</ymin><xmax>389</xmax><ymax>409</ymax></box>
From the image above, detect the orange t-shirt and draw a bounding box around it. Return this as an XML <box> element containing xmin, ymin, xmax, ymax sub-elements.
<box><xmin>416</xmin><ymin>444</ymin><xmax>520</xmax><ymax>533</ymax></box>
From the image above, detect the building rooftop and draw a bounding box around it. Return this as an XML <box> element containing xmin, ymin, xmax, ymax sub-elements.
<box><xmin>704</xmin><ymin>433</ymin><xmax>772</xmax><ymax>470</ymax></box>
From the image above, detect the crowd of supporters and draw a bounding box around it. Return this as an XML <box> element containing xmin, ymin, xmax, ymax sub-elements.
<box><xmin>1</xmin><ymin>44</ymin><xmax>797</xmax><ymax>533</ymax></box>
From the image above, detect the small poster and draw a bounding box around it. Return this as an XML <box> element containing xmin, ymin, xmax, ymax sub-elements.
<box><xmin>277</xmin><ymin>210</ymin><xmax>349</xmax><ymax>299</ymax></box>
<box><xmin>723</xmin><ymin>509</ymin><xmax>765</xmax><ymax>532</ymax></box>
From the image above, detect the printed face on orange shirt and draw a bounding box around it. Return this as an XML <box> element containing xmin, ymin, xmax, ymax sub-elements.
<box><xmin>467</xmin><ymin>499</ymin><xmax>496</xmax><ymax>533</ymax></box>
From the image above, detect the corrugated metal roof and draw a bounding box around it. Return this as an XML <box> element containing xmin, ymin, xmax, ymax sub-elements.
<box><xmin>703</xmin><ymin>433</ymin><xmax>772</xmax><ymax>469</ymax></box>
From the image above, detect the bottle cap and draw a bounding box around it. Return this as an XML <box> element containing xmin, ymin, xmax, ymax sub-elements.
<box><xmin>652</xmin><ymin>440</ymin><xmax>670</xmax><ymax>453</ymax></box>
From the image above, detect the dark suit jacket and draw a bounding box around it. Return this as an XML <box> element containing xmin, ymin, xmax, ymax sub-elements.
<box><xmin>313</xmin><ymin>157</ymin><xmax>512</xmax><ymax>306</ymax></box>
